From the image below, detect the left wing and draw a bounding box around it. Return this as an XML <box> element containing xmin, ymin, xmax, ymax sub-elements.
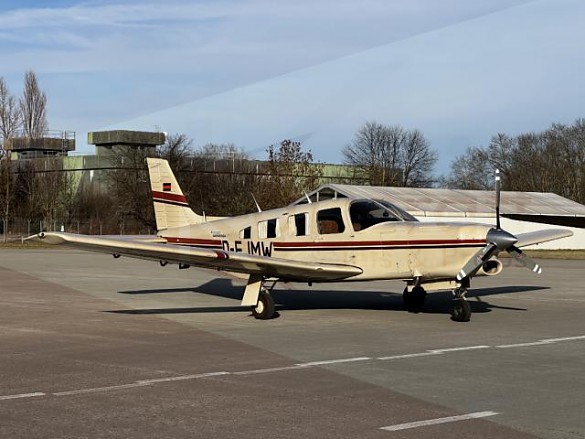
<box><xmin>30</xmin><ymin>232</ymin><xmax>362</xmax><ymax>282</ymax></box>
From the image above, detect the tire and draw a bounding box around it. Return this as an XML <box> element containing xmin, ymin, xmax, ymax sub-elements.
<box><xmin>403</xmin><ymin>286</ymin><xmax>426</xmax><ymax>313</ymax></box>
<box><xmin>451</xmin><ymin>299</ymin><xmax>471</xmax><ymax>322</ymax></box>
<box><xmin>251</xmin><ymin>289</ymin><xmax>275</xmax><ymax>320</ymax></box>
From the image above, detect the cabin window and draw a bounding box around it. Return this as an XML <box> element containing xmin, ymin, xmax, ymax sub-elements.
<box><xmin>317</xmin><ymin>208</ymin><xmax>345</xmax><ymax>234</ymax></box>
<box><xmin>288</xmin><ymin>213</ymin><xmax>308</xmax><ymax>236</ymax></box>
<box><xmin>239</xmin><ymin>226</ymin><xmax>251</xmax><ymax>239</ymax></box>
<box><xmin>258</xmin><ymin>218</ymin><xmax>278</xmax><ymax>239</ymax></box>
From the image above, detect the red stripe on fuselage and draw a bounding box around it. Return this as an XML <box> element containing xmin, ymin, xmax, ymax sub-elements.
<box><xmin>273</xmin><ymin>239</ymin><xmax>486</xmax><ymax>249</ymax></box>
<box><xmin>152</xmin><ymin>191</ymin><xmax>188</xmax><ymax>204</ymax></box>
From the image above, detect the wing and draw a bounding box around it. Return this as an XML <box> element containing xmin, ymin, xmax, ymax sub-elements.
<box><xmin>515</xmin><ymin>229</ymin><xmax>573</xmax><ymax>248</ymax></box>
<box><xmin>30</xmin><ymin>232</ymin><xmax>362</xmax><ymax>282</ymax></box>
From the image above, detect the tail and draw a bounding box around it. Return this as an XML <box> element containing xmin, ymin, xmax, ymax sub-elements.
<box><xmin>147</xmin><ymin>158</ymin><xmax>203</xmax><ymax>231</ymax></box>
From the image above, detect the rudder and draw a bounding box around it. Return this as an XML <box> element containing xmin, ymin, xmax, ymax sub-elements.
<box><xmin>147</xmin><ymin>158</ymin><xmax>202</xmax><ymax>231</ymax></box>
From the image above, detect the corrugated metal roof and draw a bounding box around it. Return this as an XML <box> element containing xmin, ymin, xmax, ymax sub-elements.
<box><xmin>302</xmin><ymin>184</ymin><xmax>585</xmax><ymax>218</ymax></box>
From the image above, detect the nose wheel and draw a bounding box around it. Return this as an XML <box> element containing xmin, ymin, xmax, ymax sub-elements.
<box><xmin>451</xmin><ymin>287</ymin><xmax>471</xmax><ymax>322</ymax></box>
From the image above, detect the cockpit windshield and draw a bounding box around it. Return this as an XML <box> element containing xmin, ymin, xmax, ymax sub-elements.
<box><xmin>349</xmin><ymin>199</ymin><xmax>417</xmax><ymax>231</ymax></box>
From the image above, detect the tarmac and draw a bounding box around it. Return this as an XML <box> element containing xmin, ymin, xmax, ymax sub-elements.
<box><xmin>1</xmin><ymin>248</ymin><xmax>584</xmax><ymax>438</ymax></box>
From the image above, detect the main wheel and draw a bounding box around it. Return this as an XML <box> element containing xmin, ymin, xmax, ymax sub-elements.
<box><xmin>451</xmin><ymin>298</ymin><xmax>471</xmax><ymax>322</ymax></box>
<box><xmin>403</xmin><ymin>286</ymin><xmax>426</xmax><ymax>312</ymax></box>
<box><xmin>251</xmin><ymin>289</ymin><xmax>275</xmax><ymax>320</ymax></box>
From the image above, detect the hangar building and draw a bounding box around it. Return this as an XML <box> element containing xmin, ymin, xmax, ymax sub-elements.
<box><xmin>301</xmin><ymin>184</ymin><xmax>585</xmax><ymax>250</ymax></box>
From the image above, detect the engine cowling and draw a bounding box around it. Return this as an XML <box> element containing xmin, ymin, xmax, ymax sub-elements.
<box><xmin>478</xmin><ymin>258</ymin><xmax>503</xmax><ymax>276</ymax></box>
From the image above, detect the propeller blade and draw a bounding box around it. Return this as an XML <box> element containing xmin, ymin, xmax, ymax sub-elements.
<box><xmin>507</xmin><ymin>245</ymin><xmax>542</xmax><ymax>274</ymax></box>
<box><xmin>457</xmin><ymin>242</ymin><xmax>498</xmax><ymax>281</ymax></box>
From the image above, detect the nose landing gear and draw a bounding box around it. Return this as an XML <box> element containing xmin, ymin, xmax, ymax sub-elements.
<box><xmin>451</xmin><ymin>287</ymin><xmax>471</xmax><ymax>322</ymax></box>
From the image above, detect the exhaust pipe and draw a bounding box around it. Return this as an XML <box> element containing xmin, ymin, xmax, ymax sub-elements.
<box><xmin>478</xmin><ymin>258</ymin><xmax>503</xmax><ymax>276</ymax></box>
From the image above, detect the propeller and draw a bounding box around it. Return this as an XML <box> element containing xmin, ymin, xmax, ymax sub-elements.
<box><xmin>456</xmin><ymin>169</ymin><xmax>541</xmax><ymax>281</ymax></box>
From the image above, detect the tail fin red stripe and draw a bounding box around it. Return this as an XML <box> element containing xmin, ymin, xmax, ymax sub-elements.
<box><xmin>152</xmin><ymin>191</ymin><xmax>187</xmax><ymax>204</ymax></box>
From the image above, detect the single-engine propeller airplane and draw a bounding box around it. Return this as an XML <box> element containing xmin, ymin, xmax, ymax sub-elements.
<box><xmin>31</xmin><ymin>159</ymin><xmax>573</xmax><ymax>322</ymax></box>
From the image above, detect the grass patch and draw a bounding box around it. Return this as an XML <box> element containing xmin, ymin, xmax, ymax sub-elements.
<box><xmin>0</xmin><ymin>239</ymin><xmax>52</xmax><ymax>249</ymax></box>
<box><xmin>523</xmin><ymin>249</ymin><xmax>585</xmax><ymax>260</ymax></box>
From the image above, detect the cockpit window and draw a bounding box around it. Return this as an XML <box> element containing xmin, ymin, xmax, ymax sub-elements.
<box><xmin>350</xmin><ymin>199</ymin><xmax>417</xmax><ymax>231</ymax></box>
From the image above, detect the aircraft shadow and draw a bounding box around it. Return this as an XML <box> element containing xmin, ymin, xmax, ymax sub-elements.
<box><xmin>106</xmin><ymin>279</ymin><xmax>548</xmax><ymax>317</ymax></box>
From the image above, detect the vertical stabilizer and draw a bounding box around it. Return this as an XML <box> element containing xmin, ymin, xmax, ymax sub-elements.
<box><xmin>147</xmin><ymin>158</ymin><xmax>202</xmax><ymax>231</ymax></box>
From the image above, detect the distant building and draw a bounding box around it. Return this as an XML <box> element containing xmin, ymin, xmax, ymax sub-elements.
<box><xmin>88</xmin><ymin>130</ymin><xmax>166</xmax><ymax>158</ymax></box>
<box><xmin>5</xmin><ymin>130</ymin><xmax>76</xmax><ymax>159</ymax></box>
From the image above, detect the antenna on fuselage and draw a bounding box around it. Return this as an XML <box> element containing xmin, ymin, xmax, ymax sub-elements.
<box><xmin>495</xmin><ymin>169</ymin><xmax>501</xmax><ymax>229</ymax></box>
<box><xmin>304</xmin><ymin>192</ymin><xmax>312</xmax><ymax>204</ymax></box>
<box><xmin>251</xmin><ymin>194</ymin><xmax>262</xmax><ymax>212</ymax></box>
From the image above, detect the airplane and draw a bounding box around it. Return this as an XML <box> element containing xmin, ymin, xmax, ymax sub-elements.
<box><xmin>30</xmin><ymin>159</ymin><xmax>573</xmax><ymax>322</ymax></box>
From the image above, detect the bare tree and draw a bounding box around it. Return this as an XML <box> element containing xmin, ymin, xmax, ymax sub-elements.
<box><xmin>157</xmin><ymin>133</ymin><xmax>193</xmax><ymax>171</ymax></box>
<box><xmin>343</xmin><ymin>121</ymin><xmax>437</xmax><ymax>187</ymax></box>
<box><xmin>0</xmin><ymin>77</ymin><xmax>21</xmax><ymax>238</ymax></box>
<box><xmin>10</xmin><ymin>159</ymin><xmax>74</xmax><ymax>231</ymax></box>
<box><xmin>441</xmin><ymin>146</ymin><xmax>492</xmax><ymax>189</ymax></box>
<box><xmin>0</xmin><ymin>77</ymin><xmax>21</xmax><ymax>147</ymax></box>
<box><xmin>186</xmin><ymin>143</ymin><xmax>260</xmax><ymax>216</ymax></box>
<box><xmin>21</xmin><ymin>70</ymin><xmax>48</xmax><ymax>139</ymax></box>
<box><xmin>401</xmin><ymin>129</ymin><xmax>438</xmax><ymax>187</ymax></box>
<box><xmin>107</xmin><ymin>146</ymin><xmax>155</xmax><ymax>232</ymax></box>
<box><xmin>443</xmin><ymin>119</ymin><xmax>585</xmax><ymax>204</ymax></box>
<box><xmin>259</xmin><ymin>139</ymin><xmax>323</xmax><ymax>208</ymax></box>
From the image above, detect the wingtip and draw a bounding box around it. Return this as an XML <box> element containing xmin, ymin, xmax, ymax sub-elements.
<box><xmin>25</xmin><ymin>232</ymin><xmax>45</xmax><ymax>242</ymax></box>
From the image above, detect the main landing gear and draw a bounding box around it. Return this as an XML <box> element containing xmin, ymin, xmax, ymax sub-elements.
<box><xmin>403</xmin><ymin>285</ymin><xmax>427</xmax><ymax>312</ymax></box>
<box><xmin>251</xmin><ymin>288</ymin><xmax>275</xmax><ymax>320</ymax></box>
<box><xmin>243</xmin><ymin>276</ymin><xmax>277</xmax><ymax>320</ymax></box>
<box><xmin>403</xmin><ymin>280</ymin><xmax>472</xmax><ymax>322</ymax></box>
<box><xmin>451</xmin><ymin>286</ymin><xmax>471</xmax><ymax>322</ymax></box>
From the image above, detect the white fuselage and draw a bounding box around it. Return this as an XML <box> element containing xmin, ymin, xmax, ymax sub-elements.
<box><xmin>158</xmin><ymin>198</ymin><xmax>493</xmax><ymax>283</ymax></box>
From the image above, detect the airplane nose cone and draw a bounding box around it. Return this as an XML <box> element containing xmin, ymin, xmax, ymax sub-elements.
<box><xmin>487</xmin><ymin>228</ymin><xmax>518</xmax><ymax>250</ymax></box>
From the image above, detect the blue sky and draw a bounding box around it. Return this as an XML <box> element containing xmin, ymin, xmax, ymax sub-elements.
<box><xmin>1</xmin><ymin>0</ymin><xmax>584</xmax><ymax>174</ymax></box>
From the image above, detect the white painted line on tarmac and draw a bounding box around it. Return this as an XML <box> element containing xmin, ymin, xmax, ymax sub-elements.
<box><xmin>54</xmin><ymin>371</ymin><xmax>231</xmax><ymax>396</ymax></box>
<box><xmin>234</xmin><ymin>365</ymin><xmax>310</xmax><ymax>375</ymax></box>
<box><xmin>380</xmin><ymin>411</ymin><xmax>499</xmax><ymax>431</ymax></box>
<box><xmin>53</xmin><ymin>382</ymin><xmax>151</xmax><ymax>396</ymax></box>
<box><xmin>378</xmin><ymin>345</ymin><xmax>490</xmax><ymax>361</ymax></box>
<box><xmin>295</xmin><ymin>356</ymin><xmax>371</xmax><ymax>367</ymax></box>
<box><xmin>497</xmin><ymin>335</ymin><xmax>585</xmax><ymax>349</ymax></box>
<box><xmin>7</xmin><ymin>334</ymin><xmax>585</xmax><ymax>402</ymax></box>
<box><xmin>541</xmin><ymin>335</ymin><xmax>585</xmax><ymax>343</ymax></box>
<box><xmin>429</xmin><ymin>345</ymin><xmax>491</xmax><ymax>354</ymax></box>
<box><xmin>0</xmin><ymin>392</ymin><xmax>45</xmax><ymax>401</ymax></box>
<box><xmin>136</xmin><ymin>371</ymin><xmax>230</xmax><ymax>384</ymax></box>
<box><xmin>377</xmin><ymin>352</ymin><xmax>440</xmax><ymax>361</ymax></box>
<box><xmin>496</xmin><ymin>341</ymin><xmax>555</xmax><ymax>349</ymax></box>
